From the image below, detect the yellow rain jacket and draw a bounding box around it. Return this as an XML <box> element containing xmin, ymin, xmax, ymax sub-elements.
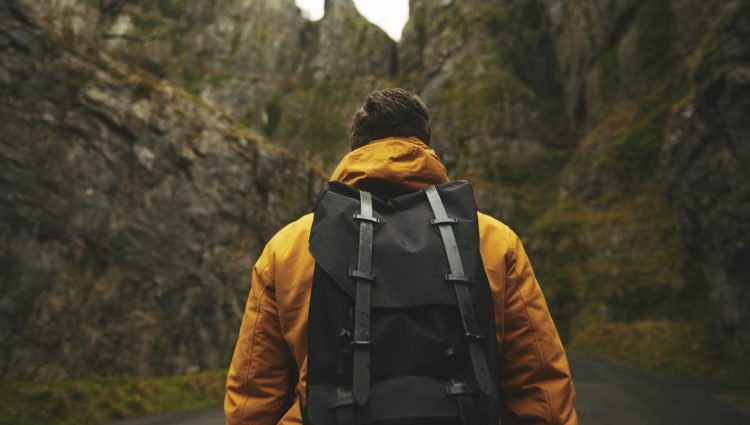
<box><xmin>225</xmin><ymin>137</ymin><xmax>578</xmax><ymax>425</ymax></box>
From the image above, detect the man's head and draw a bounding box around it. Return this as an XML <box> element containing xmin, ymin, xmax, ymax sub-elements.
<box><xmin>350</xmin><ymin>88</ymin><xmax>431</xmax><ymax>150</ymax></box>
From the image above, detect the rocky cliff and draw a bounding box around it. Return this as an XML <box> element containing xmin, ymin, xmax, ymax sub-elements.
<box><xmin>536</xmin><ymin>0</ymin><xmax>749</xmax><ymax>368</ymax></box>
<box><xmin>1</xmin><ymin>0</ymin><xmax>748</xmax><ymax>382</ymax></box>
<box><xmin>401</xmin><ymin>0</ymin><xmax>749</xmax><ymax>373</ymax></box>
<box><xmin>665</xmin><ymin>1</ymin><xmax>750</xmax><ymax>364</ymax></box>
<box><xmin>0</xmin><ymin>0</ymin><xmax>324</xmax><ymax>380</ymax></box>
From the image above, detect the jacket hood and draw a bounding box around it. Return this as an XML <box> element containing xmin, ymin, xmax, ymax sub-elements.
<box><xmin>329</xmin><ymin>137</ymin><xmax>449</xmax><ymax>199</ymax></box>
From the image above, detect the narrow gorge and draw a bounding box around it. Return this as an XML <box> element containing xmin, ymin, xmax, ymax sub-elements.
<box><xmin>1</xmin><ymin>0</ymin><xmax>748</xmax><ymax>389</ymax></box>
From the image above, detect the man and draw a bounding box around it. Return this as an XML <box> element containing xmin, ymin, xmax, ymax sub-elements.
<box><xmin>225</xmin><ymin>88</ymin><xmax>578</xmax><ymax>424</ymax></box>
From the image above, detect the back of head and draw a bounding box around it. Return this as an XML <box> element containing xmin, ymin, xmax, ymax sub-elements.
<box><xmin>349</xmin><ymin>88</ymin><xmax>431</xmax><ymax>151</ymax></box>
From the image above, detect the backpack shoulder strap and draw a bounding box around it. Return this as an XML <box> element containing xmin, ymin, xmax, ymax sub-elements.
<box><xmin>351</xmin><ymin>190</ymin><xmax>376</xmax><ymax>405</ymax></box>
<box><xmin>425</xmin><ymin>185</ymin><xmax>493</xmax><ymax>395</ymax></box>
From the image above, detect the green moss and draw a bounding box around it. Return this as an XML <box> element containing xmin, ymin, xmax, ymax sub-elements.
<box><xmin>241</xmin><ymin>108</ymin><xmax>255</xmax><ymax>128</ymax></box>
<box><xmin>598</xmin><ymin>44</ymin><xmax>620</xmax><ymax>103</ymax></box>
<box><xmin>571</xmin><ymin>321</ymin><xmax>750</xmax><ymax>386</ymax></box>
<box><xmin>180</xmin><ymin>67</ymin><xmax>203</xmax><ymax>96</ymax></box>
<box><xmin>297</xmin><ymin>84</ymin><xmax>349</xmax><ymax>164</ymax></box>
<box><xmin>635</xmin><ymin>0</ymin><xmax>675</xmax><ymax>73</ymax></box>
<box><xmin>0</xmin><ymin>370</ymin><xmax>226</xmax><ymax>425</ymax></box>
<box><xmin>603</xmin><ymin>106</ymin><xmax>668</xmax><ymax>188</ymax></box>
<box><xmin>356</xmin><ymin>22</ymin><xmax>370</xmax><ymax>47</ymax></box>
<box><xmin>209</xmin><ymin>74</ymin><xmax>224</xmax><ymax>88</ymax></box>
<box><xmin>480</xmin><ymin>6</ymin><xmax>511</xmax><ymax>37</ymax></box>
<box><xmin>281</xmin><ymin>184</ymin><xmax>296</xmax><ymax>217</ymax></box>
<box><xmin>230</xmin><ymin>28</ymin><xmax>242</xmax><ymax>56</ymax></box>
<box><xmin>128</xmin><ymin>12</ymin><xmax>163</xmax><ymax>35</ymax></box>
<box><xmin>528</xmin><ymin>189</ymin><xmax>692</xmax><ymax>340</ymax></box>
<box><xmin>412</xmin><ymin>7</ymin><xmax>427</xmax><ymax>53</ymax></box>
<box><xmin>690</xmin><ymin>23</ymin><xmax>732</xmax><ymax>85</ymax></box>
<box><xmin>156</xmin><ymin>0</ymin><xmax>184</xmax><ymax>18</ymax></box>
<box><xmin>440</xmin><ymin>55</ymin><xmax>532</xmax><ymax>141</ymax></box>
<box><xmin>483</xmin><ymin>146</ymin><xmax>568</xmax><ymax>188</ymax></box>
<box><xmin>262</xmin><ymin>95</ymin><xmax>282</xmax><ymax>137</ymax></box>
<box><xmin>476</xmin><ymin>1</ymin><xmax>566</xmax><ymax>131</ymax></box>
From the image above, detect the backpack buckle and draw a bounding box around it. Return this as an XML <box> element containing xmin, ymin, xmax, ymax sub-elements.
<box><xmin>465</xmin><ymin>332</ymin><xmax>487</xmax><ymax>342</ymax></box>
<box><xmin>349</xmin><ymin>269</ymin><xmax>376</xmax><ymax>282</ymax></box>
<box><xmin>353</xmin><ymin>213</ymin><xmax>380</xmax><ymax>224</ymax></box>
<box><xmin>446</xmin><ymin>381</ymin><xmax>473</xmax><ymax>396</ymax></box>
<box><xmin>350</xmin><ymin>339</ymin><xmax>372</xmax><ymax>348</ymax></box>
<box><xmin>431</xmin><ymin>217</ymin><xmax>458</xmax><ymax>225</ymax></box>
<box><xmin>329</xmin><ymin>390</ymin><xmax>355</xmax><ymax>409</ymax></box>
<box><xmin>445</xmin><ymin>274</ymin><xmax>473</xmax><ymax>284</ymax></box>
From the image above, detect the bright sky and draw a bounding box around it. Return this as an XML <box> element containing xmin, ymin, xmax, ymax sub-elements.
<box><xmin>295</xmin><ymin>0</ymin><xmax>410</xmax><ymax>41</ymax></box>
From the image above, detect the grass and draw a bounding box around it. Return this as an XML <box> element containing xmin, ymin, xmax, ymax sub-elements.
<box><xmin>528</xmin><ymin>187</ymin><xmax>695</xmax><ymax>338</ymax></box>
<box><xmin>570</xmin><ymin>320</ymin><xmax>750</xmax><ymax>387</ymax></box>
<box><xmin>0</xmin><ymin>370</ymin><xmax>226</xmax><ymax>425</ymax></box>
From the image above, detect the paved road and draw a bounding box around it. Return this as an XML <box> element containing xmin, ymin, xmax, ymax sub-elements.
<box><xmin>570</xmin><ymin>353</ymin><xmax>749</xmax><ymax>424</ymax></box>
<box><xmin>110</xmin><ymin>353</ymin><xmax>750</xmax><ymax>425</ymax></box>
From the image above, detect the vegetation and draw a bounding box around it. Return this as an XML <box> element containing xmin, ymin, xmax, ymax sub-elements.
<box><xmin>635</xmin><ymin>0</ymin><xmax>676</xmax><ymax>73</ymax></box>
<box><xmin>263</xmin><ymin>95</ymin><xmax>283</xmax><ymax>137</ymax></box>
<box><xmin>571</xmin><ymin>320</ymin><xmax>750</xmax><ymax>386</ymax></box>
<box><xmin>297</xmin><ymin>84</ymin><xmax>351</xmax><ymax>164</ymax></box>
<box><xmin>180</xmin><ymin>67</ymin><xmax>204</xmax><ymax>96</ymax></box>
<box><xmin>598</xmin><ymin>44</ymin><xmax>620</xmax><ymax>103</ymax></box>
<box><xmin>0</xmin><ymin>370</ymin><xmax>226</xmax><ymax>425</ymax></box>
<box><xmin>241</xmin><ymin>108</ymin><xmax>255</xmax><ymax>128</ymax></box>
<box><xmin>531</xmin><ymin>193</ymin><xmax>742</xmax><ymax>386</ymax></box>
<box><xmin>155</xmin><ymin>0</ymin><xmax>184</xmax><ymax>19</ymax></box>
<box><xmin>603</xmin><ymin>106</ymin><xmax>668</xmax><ymax>189</ymax></box>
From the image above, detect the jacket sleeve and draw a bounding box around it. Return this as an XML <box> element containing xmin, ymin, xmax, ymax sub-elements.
<box><xmin>225</xmin><ymin>242</ymin><xmax>295</xmax><ymax>425</ymax></box>
<box><xmin>498</xmin><ymin>231</ymin><xmax>578</xmax><ymax>425</ymax></box>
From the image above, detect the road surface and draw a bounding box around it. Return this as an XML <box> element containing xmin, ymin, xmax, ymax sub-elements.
<box><xmin>109</xmin><ymin>353</ymin><xmax>750</xmax><ymax>425</ymax></box>
<box><xmin>569</xmin><ymin>353</ymin><xmax>749</xmax><ymax>424</ymax></box>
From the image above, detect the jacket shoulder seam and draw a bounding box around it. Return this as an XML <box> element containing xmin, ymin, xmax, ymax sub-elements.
<box><xmin>238</xmin><ymin>284</ymin><xmax>269</xmax><ymax>424</ymax></box>
<box><xmin>513</xmin><ymin>281</ymin><xmax>556</xmax><ymax>423</ymax></box>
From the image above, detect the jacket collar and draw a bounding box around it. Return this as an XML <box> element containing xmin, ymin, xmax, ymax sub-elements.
<box><xmin>329</xmin><ymin>137</ymin><xmax>449</xmax><ymax>199</ymax></box>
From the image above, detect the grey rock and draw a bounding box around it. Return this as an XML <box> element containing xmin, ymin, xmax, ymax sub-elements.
<box><xmin>0</xmin><ymin>0</ymin><xmax>323</xmax><ymax>380</ymax></box>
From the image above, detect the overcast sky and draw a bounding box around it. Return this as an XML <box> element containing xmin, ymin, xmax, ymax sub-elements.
<box><xmin>295</xmin><ymin>0</ymin><xmax>410</xmax><ymax>41</ymax></box>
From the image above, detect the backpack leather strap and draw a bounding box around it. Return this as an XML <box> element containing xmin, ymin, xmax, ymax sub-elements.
<box><xmin>351</xmin><ymin>190</ymin><xmax>375</xmax><ymax>405</ymax></box>
<box><xmin>447</xmin><ymin>380</ymin><xmax>478</xmax><ymax>425</ymax></box>
<box><xmin>425</xmin><ymin>185</ymin><xmax>493</xmax><ymax>395</ymax></box>
<box><xmin>330</xmin><ymin>387</ymin><xmax>354</xmax><ymax>424</ymax></box>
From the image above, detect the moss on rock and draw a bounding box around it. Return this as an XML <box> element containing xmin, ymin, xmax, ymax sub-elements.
<box><xmin>603</xmin><ymin>105</ymin><xmax>668</xmax><ymax>188</ymax></box>
<box><xmin>598</xmin><ymin>43</ymin><xmax>620</xmax><ymax>103</ymax></box>
<box><xmin>635</xmin><ymin>0</ymin><xmax>676</xmax><ymax>73</ymax></box>
<box><xmin>0</xmin><ymin>370</ymin><xmax>226</xmax><ymax>425</ymax></box>
<box><xmin>571</xmin><ymin>320</ymin><xmax>750</xmax><ymax>386</ymax></box>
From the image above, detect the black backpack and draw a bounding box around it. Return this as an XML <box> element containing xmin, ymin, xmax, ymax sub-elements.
<box><xmin>304</xmin><ymin>180</ymin><xmax>511</xmax><ymax>425</ymax></box>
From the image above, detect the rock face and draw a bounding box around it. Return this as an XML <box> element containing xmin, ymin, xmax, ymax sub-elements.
<box><xmin>665</xmin><ymin>1</ymin><xmax>750</xmax><ymax>363</ymax></box>
<box><xmin>533</xmin><ymin>0</ymin><xmax>750</xmax><ymax>366</ymax></box>
<box><xmin>18</xmin><ymin>0</ymin><xmax>397</xmax><ymax>162</ymax></box>
<box><xmin>400</xmin><ymin>0</ymin><xmax>571</xmax><ymax>230</ymax></box>
<box><xmin>1</xmin><ymin>0</ymin><xmax>749</xmax><ymax>381</ymax></box>
<box><xmin>401</xmin><ymin>0</ymin><xmax>749</xmax><ymax>368</ymax></box>
<box><xmin>0</xmin><ymin>0</ymin><xmax>323</xmax><ymax>379</ymax></box>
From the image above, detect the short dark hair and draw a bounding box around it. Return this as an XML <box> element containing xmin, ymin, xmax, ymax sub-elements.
<box><xmin>350</xmin><ymin>88</ymin><xmax>431</xmax><ymax>150</ymax></box>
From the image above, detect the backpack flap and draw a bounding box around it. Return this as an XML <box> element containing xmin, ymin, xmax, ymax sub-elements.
<box><xmin>309</xmin><ymin>181</ymin><xmax>483</xmax><ymax>308</ymax></box>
